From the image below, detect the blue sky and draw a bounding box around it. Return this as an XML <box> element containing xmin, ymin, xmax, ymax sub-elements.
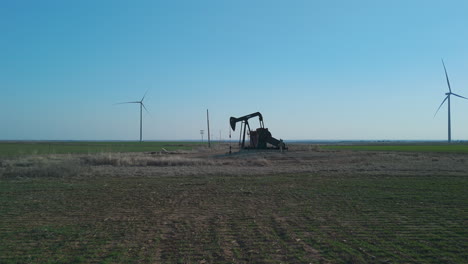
<box><xmin>2</xmin><ymin>0</ymin><xmax>468</xmax><ymax>141</ymax></box>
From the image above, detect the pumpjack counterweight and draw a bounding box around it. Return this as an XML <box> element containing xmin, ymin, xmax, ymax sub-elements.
<box><xmin>230</xmin><ymin>112</ymin><xmax>286</xmax><ymax>150</ymax></box>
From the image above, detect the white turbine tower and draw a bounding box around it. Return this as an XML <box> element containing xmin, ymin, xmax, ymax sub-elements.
<box><xmin>434</xmin><ymin>60</ymin><xmax>468</xmax><ymax>143</ymax></box>
<box><xmin>117</xmin><ymin>91</ymin><xmax>149</xmax><ymax>142</ymax></box>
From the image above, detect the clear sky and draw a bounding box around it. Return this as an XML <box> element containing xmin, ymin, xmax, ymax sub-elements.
<box><xmin>2</xmin><ymin>0</ymin><xmax>468</xmax><ymax>141</ymax></box>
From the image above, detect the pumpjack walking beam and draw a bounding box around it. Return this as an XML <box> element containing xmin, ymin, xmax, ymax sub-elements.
<box><xmin>230</xmin><ymin>112</ymin><xmax>264</xmax><ymax>148</ymax></box>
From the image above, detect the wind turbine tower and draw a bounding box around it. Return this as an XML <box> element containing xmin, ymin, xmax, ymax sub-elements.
<box><xmin>117</xmin><ymin>91</ymin><xmax>149</xmax><ymax>142</ymax></box>
<box><xmin>434</xmin><ymin>60</ymin><xmax>468</xmax><ymax>143</ymax></box>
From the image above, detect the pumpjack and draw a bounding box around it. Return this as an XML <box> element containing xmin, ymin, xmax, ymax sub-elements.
<box><xmin>230</xmin><ymin>112</ymin><xmax>286</xmax><ymax>150</ymax></box>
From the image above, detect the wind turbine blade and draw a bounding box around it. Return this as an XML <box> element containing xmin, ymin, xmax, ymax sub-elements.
<box><xmin>115</xmin><ymin>101</ymin><xmax>140</xmax><ymax>105</ymax></box>
<box><xmin>141</xmin><ymin>103</ymin><xmax>151</xmax><ymax>116</ymax></box>
<box><xmin>451</xmin><ymin>93</ymin><xmax>468</xmax><ymax>100</ymax></box>
<box><xmin>434</xmin><ymin>96</ymin><xmax>449</xmax><ymax>117</ymax></box>
<box><xmin>442</xmin><ymin>59</ymin><xmax>452</xmax><ymax>93</ymax></box>
<box><xmin>141</xmin><ymin>89</ymin><xmax>149</xmax><ymax>102</ymax></box>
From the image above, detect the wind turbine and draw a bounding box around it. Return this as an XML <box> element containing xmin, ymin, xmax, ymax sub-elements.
<box><xmin>434</xmin><ymin>60</ymin><xmax>468</xmax><ymax>143</ymax></box>
<box><xmin>116</xmin><ymin>91</ymin><xmax>149</xmax><ymax>142</ymax></box>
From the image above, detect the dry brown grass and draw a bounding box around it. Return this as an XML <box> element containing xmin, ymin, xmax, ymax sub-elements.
<box><xmin>83</xmin><ymin>153</ymin><xmax>216</xmax><ymax>167</ymax></box>
<box><xmin>1</xmin><ymin>164</ymin><xmax>77</xmax><ymax>179</ymax></box>
<box><xmin>0</xmin><ymin>155</ymin><xmax>82</xmax><ymax>179</ymax></box>
<box><xmin>0</xmin><ymin>151</ymin><xmax>273</xmax><ymax>180</ymax></box>
<box><xmin>2</xmin><ymin>144</ymin><xmax>468</xmax><ymax>180</ymax></box>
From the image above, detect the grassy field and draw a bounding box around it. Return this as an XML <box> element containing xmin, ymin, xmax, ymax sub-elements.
<box><xmin>1</xmin><ymin>169</ymin><xmax>466</xmax><ymax>263</ymax></box>
<box><xmin>0</xmin><ymin>141</ymin><xmax>202</xmax><ymax>157</ymax></box>
<box><xmin>322</xmin><ymin>144</ymin><xmax>468</xmax><ymax>153</ymax></box>
<box><xmin>1</xmin><ymin>145</ymin><xmax>467</xmax><ymax>263</ymax></box>
<box><xmin>3</xmin><ymin>141</ymin><xmax>468</xmax><ymax>157</ymax></box>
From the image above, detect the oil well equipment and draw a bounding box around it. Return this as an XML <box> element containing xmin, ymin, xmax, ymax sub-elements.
<box><xmin>230</xmin><ymin>112</ymin><xmax>286</xmax><ymax>150</ymax></box>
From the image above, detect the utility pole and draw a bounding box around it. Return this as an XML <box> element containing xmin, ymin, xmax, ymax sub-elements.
<box><xmin>200</xmin><ymin>130</ymin><xmax>204</xmax><ymax>143</ymax></box>
<box><xmin>207</xmin><ymin>109</ymin><xmax>211</xmax><ymax>148</ymax></box>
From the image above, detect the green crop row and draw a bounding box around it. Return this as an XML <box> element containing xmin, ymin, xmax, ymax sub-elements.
<box><xmin>322</xmin><ymin>144</ymin><xmax>468</xmax><ymax>153</ymax></box>
<box><xmin>0</xmin><ymin>141</ymin><xmax>203</xmax><ymax>157</ymax></box>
